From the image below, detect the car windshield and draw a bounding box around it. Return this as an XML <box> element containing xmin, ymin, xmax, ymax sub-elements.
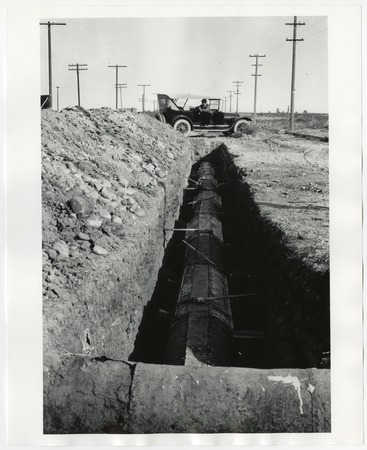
<box><xmin>173</xmin><ymin>99</ymin><xmax>188</xmax><ymax>109</ymax></box>
<box><xmin>209</xmin><ymin>99</ymin><xmax>220</xmax><ymax>110</ymax></box>
<box><xmin>158</xmin><ymin>95</ymin><xmax>180</xmax><ymax>111</ymax></box>
<box><xmin>179</xmin><ymin>98</ymin><xmax>220</xmax><ymax>110</ymax></box>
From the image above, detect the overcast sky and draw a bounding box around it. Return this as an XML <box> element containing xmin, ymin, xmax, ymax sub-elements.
<box><xmin>40</xmin><ymin>16</ymin><xmax>328</xmax><ymax>113</ymax></box>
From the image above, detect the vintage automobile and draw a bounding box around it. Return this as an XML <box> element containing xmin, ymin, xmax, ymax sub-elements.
<box><xmin>155</xmin><ymin>93</ymin><xmax>252</xmax><ymax>137</ymax></box>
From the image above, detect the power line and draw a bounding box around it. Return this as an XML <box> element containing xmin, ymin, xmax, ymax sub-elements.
<box><xmin>222</xmin><ymin>96</ymin><xmax>228</xmax><ymax>112</ymax></box>
<box><xmin>302</xmin><ymin>27</ymin><xmax>328</xmax><ymax>39</ymax></box>
<box><xmin>261</xmin><ymin>17</ymin><xmax>319</xmax><ymax>70</ymax></box>
<box><xmin>68</xmin><ymin>63</ymin><xmax>88</xmax><ymax>107</ymax></box>
<box><xmin>226</xmin><ymin>90</ymin><xmax>234</xmax><ymax>112</ymax></box>
<box><xmin>40</xmin><ymin>21</ymin><xmax>66</xmax><ymax>109</ymax></box>
<box><xmin>286</xmin><ymin>16</ymin><xmax>305</xmax><ymax>131</ymax></box>
<box><xmin>302</xmin><ymin>17</ymin><xmax>326</xmax><ymax>33</ymax></box>
<box><xmin>297</xmin><ymin>56</ymin><xmax>327</xmax><ymax>89</ymax></box>
<box><xmin>232</xmin><ymin>81</ymin><xmax>243</xmax><ymax>113</ymax></box>
<box><xmin>138</xmin><ymin>84</ymin><xmax>150</xmax><ymax>112</ymax></box>
<box><xmin>249</xmin><ymin>54</ymin><xmax>265</xmax><ymax>124</ymax></box>
<box><xmin>56</xmin><ymin>86</ymin><xmax>60</xmax><ymax>111</ymax></box>
<box><xmin>261</xmin><ymin>45</ymin><xmax>292</xmax><ymax>76</ymax></box>
<box><xmin>264</xmin><ymin>40</ymin><xmax>287</xmax><ymax>66</ymax></box>
<box><xmin>115</xmin><ymin>83</ymin><xmax>127</xmax><ymax>109</ymax></box>
<box><xmin>108</xmin><ymin>65</ymin><xmax>127</xmax><ymax>110</ymax></box>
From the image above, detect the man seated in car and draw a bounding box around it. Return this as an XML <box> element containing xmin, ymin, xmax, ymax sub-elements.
<box><xmin>198</xmin><ymin>98</ymin><xmax>213</xmax><ymax>125</ymax></box>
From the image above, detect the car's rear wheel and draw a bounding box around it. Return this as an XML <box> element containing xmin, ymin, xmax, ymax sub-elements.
<box><xmin>173</xmin><ymin>118</ymin><xmax>191</xmax><ymax>136</ymax></box>
<box><xmin>234</xmin><ymin>119</ymin><xmax>251</xmax><ymax>134</ymax></box>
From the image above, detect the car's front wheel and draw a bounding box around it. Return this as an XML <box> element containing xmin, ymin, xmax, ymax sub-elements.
<box><xmin>173</xmin><ymin>118</ymin><xmax>191</xmax><ymax>136</ymax></box>
<box><xmin>233</xmin><ymin>119</ymin><xmax>251</xmax><ymax>134</ymax></box>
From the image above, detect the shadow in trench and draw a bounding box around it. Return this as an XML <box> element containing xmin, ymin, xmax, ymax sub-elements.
<box><xmin>129</xmin><ymin>145</ymin><xmax>330</xmax><ymax>370</ymax></box>
<box><xmin>129</xmin><ymin>190</ymin><xmax>194</xmax><ymax>364</ymax></box>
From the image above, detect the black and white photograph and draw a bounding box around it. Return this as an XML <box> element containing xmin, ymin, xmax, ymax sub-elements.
<box><xmin>3</xmin><ymin>3</ymin><xmax>364</xmax><ymax>447</ymax></box>
<box><xmin>40</xmin><ymin>15</ymin><xmax>331</xmax><ymax>435</ymax></box>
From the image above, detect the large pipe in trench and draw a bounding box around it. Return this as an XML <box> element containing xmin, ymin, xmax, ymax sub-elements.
<box><xmin>164</xmin><ymin>162</ymin><xmax>233</xmax><ymax>366</ymax></box>
<box><xmin>44</xmin><ymin>357</ymin><xmax>331</xmax><ymax>434</ymax></box>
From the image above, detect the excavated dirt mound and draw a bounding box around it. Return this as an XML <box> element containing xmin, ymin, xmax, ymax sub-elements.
<box><xmin>42</xmin><ymin>107</ymin><xmax>193</xmax><ymax>371</ymax></box>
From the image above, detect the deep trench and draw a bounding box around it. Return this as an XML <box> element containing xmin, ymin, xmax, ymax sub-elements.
<box><xmin>129</xmin><ymin>144</ymin><xmax>330</xmax><ymax>369</ymax></box>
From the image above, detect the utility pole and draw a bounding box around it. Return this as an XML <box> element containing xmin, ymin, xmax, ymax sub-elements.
<box><xmin>223</xmin><ymin>96</ymin><xmax>228</xmax><ymax>112</ymax></box>
<box><xmin>286</xmin><ymin>16</ymin><xmax>305</xmax><ymax>131</ymax></box>
<box><xmin>68</xmin><ymin>64</ymin><xmax>88</xmax><ymax>107</ymax></box>
<box><xmin>227</xmin><ymin>90</ymin><xmax>234</xmax><ymax>112</ymax></box>
<box><xmin>108</xmin><ymin>65</ymin><xmax>127</xmax><ymax>109</ymax></box>
<box><xmin>249</xmin><ymin>54</ymin><xmax>266</xmax><ymax>124</ymax></box>
<box><xmin>56</xmin><ymin>86</ymin><xmax>60</xmax><ymax>112</ymax></box>
<box><xmin>152</xmin><ymin>93</ymin><xmax>159</xmax><ymax>111</ymax></box>
<box><xmin>138</xmin><ymin>84</ymin><xmax>150</xmax><ymax>112</ymax></box>
<box><xmin>40</xmin><ymin>21</ymin><xmax>66</xmax><ymax>109</ymax></box>
<box><xmin>233</xmin><ymin>81</ymin><xmax>243</xmax><ymax>113</ymax></box>
<box><xmin>115</xmin><ymin>83</ymin><xmax>127</xmax><ymax>109</ymax></box>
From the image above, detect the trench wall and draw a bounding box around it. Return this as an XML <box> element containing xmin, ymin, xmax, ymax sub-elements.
<box><xmin>42</xmin><ymin>109</ymin><xmax>195</xmax><ymax>392</ymax></box>
<box><xmin>222</xmin><ymin>146</ymin><xmax>330</xmax><ymax>367</ymax></box>
<box><xmin>53</xmin><ymin>166</ymin><xmax>192</xmax><ymax>361</ymax></box>
<box><xmin>188</xmin><ymin>143</ymin><xmax>329</xmax><ymax>368</ymax></box>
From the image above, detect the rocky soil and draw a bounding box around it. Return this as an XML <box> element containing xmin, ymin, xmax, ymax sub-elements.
<box><xmin>42</xmin><ymin>107</ymin><xmax>329</xmax><ymax>431</ymax></box>
<box><xmin>42</xmin><ymin>107</ymin><xmax>192</xmax><ymax>374</ymax></box>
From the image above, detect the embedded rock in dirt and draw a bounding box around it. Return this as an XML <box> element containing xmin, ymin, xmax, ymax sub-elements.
<box><xmin>42</xmin><ymin>106</ymin><xmax>193</xmax><ymax>377</ymax></box>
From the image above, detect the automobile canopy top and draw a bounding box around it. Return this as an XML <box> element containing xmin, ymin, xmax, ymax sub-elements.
<box><xmin>170</xmin><ymin>93</ymin><xmax>221</xmax><ymax>100</ymax></box>
<box><xmin>156</xmin><ymin>93</ymin><xmax>223</xmax><ymax>113</ymax></box>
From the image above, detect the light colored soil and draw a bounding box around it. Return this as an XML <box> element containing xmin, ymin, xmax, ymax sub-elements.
<box><xmin>224</xmin><ymin>127</ymin><xmax>329</xmax><ymax>271</ymax></box>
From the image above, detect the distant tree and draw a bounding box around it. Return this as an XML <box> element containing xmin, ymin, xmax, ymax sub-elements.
<box><xmin>303</xmin><ymin>110</ymin><xmax>308</xmax><ymax>114</ymax></box>
<box><xmin>276</xmin><ymin>108</ymin><xmax>280</xmax><ymax>115</ymax></box>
